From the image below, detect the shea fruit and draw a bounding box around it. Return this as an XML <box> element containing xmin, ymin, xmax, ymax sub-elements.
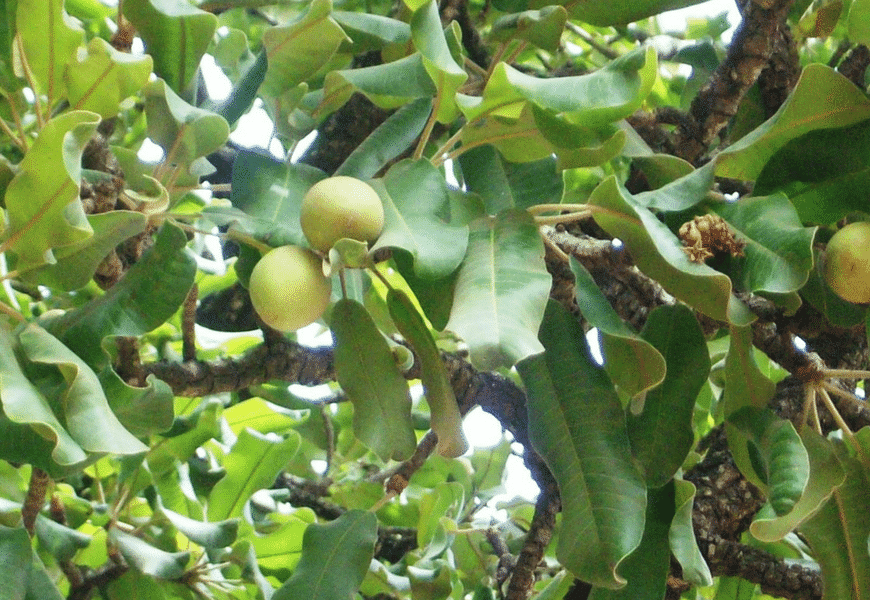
<box><xmin>249</xmin><ymin>245</ymin><xmax>332</xmax><ymax>331</ymax></box>
<box><xmin>300</xmin><ymin>176</ymin><xmax>384</xmax><ymax>252</ymax></box>
<box><xmin>824</xmin><ymin>221</ymin><xmax>870</xmax><ymax>304</ymax></box>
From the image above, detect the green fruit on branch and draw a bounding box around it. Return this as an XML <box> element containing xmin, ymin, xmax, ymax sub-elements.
<box><xmin>824</xmin><ymin>221</ymin><xmax>870</xmax><ymax>304</ymax></box>
<box><xmin>300</xmin><ymin>176</ymin><xmax>385</xmax><ymax>252</ymax></box>
<box><xmin>248</xmin><ymin>245</ymin><xmax>332</xmax><ymax>332</ymax></box>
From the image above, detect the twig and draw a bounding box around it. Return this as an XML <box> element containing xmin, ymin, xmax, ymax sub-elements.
<box><xmin>22</xmin><ymin>467</ymin><xmax>50</xmax><ymax>535</ymax></box>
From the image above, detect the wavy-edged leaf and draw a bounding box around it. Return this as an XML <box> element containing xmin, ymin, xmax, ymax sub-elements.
<box><xmin>273</xmin><ymin>510</ymin><xmax>378</xmax><ymax>600</ymax></box>
<box><xmin>333</xmin><ymin>11</ymin><xmax>411</xmax><ymax>52</ymax></box>
<box><xmin>631</xmin><ymin>154</ymin><xmax>695</xmax><ymax>189</ymax></box>
<box><xmin>250</xmin><ymin>509</ymin><xmax>316</xmax><ymax>574</ymax></box>
<box><xmin>588</xmin><ymin>176</ymin><xmax>752</xmax><ymax>325</ymax></box>
<box><xmin>517</xmin><ymin>301</ymin><xmax>646</xmax><ymax>589</ymax></box>
<box><xmin>572</xmin><ymin>259</ymin><xmax>666</xmax><ymax>399</ymax></box>
<box><xmin>333</xmin><ymin>299</ymin><xmax>416</xmax><ymax>462</ymax></box>
<box><xmin>34</xmin><ymin>515</ymin><xmax>91</xmax><ymax>562</ymax></box>
<box><xmin>715</xmin><ymin>64</ymin><xmax>870</xmax><ymax>181</ymax></box>
<box><xmin>16</xmin><ymin>0</ymin><xmax>82</xmax><ymax>102</ymax></box>
<box><xmin>446</xmin><ymin>209</ymin><xmax>550</xmax><ymax>370</ymax></box>
<box><xmin>669</xmin><ymin>479</ymin><xmax>713</xmax><ymax>587</ymax></box>
<box><xmin>6</xmin><ymin>110</ymin><xmax>99</xmax><ymax>270</ymax></box>
<box><xmin>336</xmin><ymin>97</ymin><xmax>433</xmax><ymax>179</ymax></box>
<box><xmin>751</xmin><ymin>428</ymin><xmax>846</xmax><ymax>542</ymax></box>
<box><xmin>531</xmin><ymin>105</ymin><xmax>627</xmax><ymax>169</ymax></box>
<box><xmin>123</xmin><ymin>0</ymin><xmax>217</xmax><ymax>95</ymax></box>
<box><xmin>46</xmin><ymin>223</ymin><xmax>196</xmax><ymax>369</ymax></box>
<box><xmin>65</xmin><ymin>38</ymin><xmax>153</xmax><ymax>118</ymax></box>
<box><xmin>208</xmin><ymin>428</ymin><xmax>301</xmax><ymax>521</ymax></box>
<box><xmin>21</xmin><ymin>211</ymin><xmax>147</xmax><ymax>291</ymax></box>
<box><xmin>109</xmin><ymin>528</ymin><xmax>190</xmax><ymax>579</ymax></box>
<box><xmin>490</xmin><ymin>6</ymin><xmax>568</xmax><ymax>52</ymax></box>
<box><xmin>709</xmin><ymin>194</ymin><xmax>816</xmax><ymax>295</ymax></box>
<box><xmin>371</xmin><ymin>159</ymin><xmax>468</xmax><ymax>279</ymax></box>
<box><xmin>722</xmin><ymin>323</ymin><xmax>776</xmax><ymax>419</ymax></box>
<box><xmin>388</xmin><ymin>288</ymin><xmax>467</xmax><ymax>458</ymax></box>
<box><xmin>495</xmin><ymin>0</ymin><xmax>711</xmax><ymax>26</ymax></box>
<box><xmin>633</xmin><ymin>161</ymin><xmax>715</xmax><ymax>212</ymax></box>
<box><xmin>728</xmin><ymin>407</ymin><xmax>809</xmax><ymax>516</ymax></box>
<box><xmin>410</xmin><ymin>0</ymin><xmax>467</xmax><ymax>122</ymax></box>
<box><xmin>204</xmin><ymin>149</ymin><xmax>324</xmax><ymax>248</ymax></box>
<box><xmin>143</xmin><ymin>79</ymin><xmax>230</xmax><ymax>164</ymax></box>
<box><xmin>162</xmin><ymin>508</ymin><xmax>239</xmax><ymax>548</ymax></box>
<box><xmin>628</xmin><ymin>304</ymin><xmax>709</xmax><ymax>487</ymax></box>
<box><xmin>798</xmin><ymin>431</ymin><xmax>870</xmax><ymax>599</ymax></box>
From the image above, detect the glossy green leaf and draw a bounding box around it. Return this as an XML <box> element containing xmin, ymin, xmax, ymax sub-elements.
<box><xmin>336</xmin><ymin>97</ymin><xmax>433</xmax><ymax>179</ymax></box>
<box><xmin>16</xmin><ymin>0</ymin><xmax>82</xmax><ymax>102</ymax></box>
<box><xmin>531</xmin><ymin>105</ymin><xmax>627</xmax><ymax>168</ymax></box>
<box><xmin>709</xmin><ymin>195</ymin><xmax>816</xmax><ymax>295</ymax></box>
<box><xmin>0</xmin><ymin>526</ymin><xmax>62</xmax><ymax>600</ymax></box>
<box><xmin>207</xmin><ymin>428</ymin><xmax>301</xmax><ymax>521</ymax></box>
<box><xmin>517</xmin><ymin>301</ymin><xmax>646</xmax><ymax>589</ymax></box>
<box><xmin>261</xmin><ymin>0</ymin><xmax>348</xmax><ymax>98</ymax></box>
<box><xmin>371</xmin><ymin>159</ymin><xmax>468</xmax><ymax>279</ymax></box>
<box><xmin>531</xmin><ymin>571</ymin><xmax>574</xmax><ymax>600</ymax></box>
<box><xmin>572</xmin><ymin>259</ymin><xmax>666</xmax><ymax>400</ymax></box>
<box><xmin>514</xmin><ymin>0</ymin><xmax>711</xmax><ymax>26</ymax></box>
<box><xmin>392</xmin><ymin>249</ymin><xmax>458</xmax><ymax>332</ymax></box>
<box><xmin>632</xmin><ymin>154</ymin><xmax>695</xmax><ymax>189</ymax></box>
<box><xmin>751</xmin><ymin>428</ymin><xmax>845</xmax><ymax>542</ymax></box>
<box><xmin>45</xmin><ymin>223</ymin><xmax>196</xmax><ymax>369</ymax></box>
<box><xmin>588</xmin><ymin>176</ymin><xmax>751</xmax><ymax>325</ymax></box>
<box><xmin>722</xmin><ymin>324</ymin><xmax>776</xmax><ymax>419</ymax></box>
<box><xmin>147</xmin><ymin>401</ymin><xmax>221</xmax><ymax>477</ymax></box>
<box><xmin>143</xmin><ymin>79</ymin><xmax>230</xmax><ymax>164</ymax></box>
<box><xmin>715</xmin><ymin>64</ymin><xmax>870</xmax><ymax>181</ymax></box>
<box><xmin>333</xmin><ymin>298</ymin><xmax>416</xmax><ymax>462</ymax></box>
<box><xmin>250</xmin><ymin>509</ymin><xmax>316</xmax><ymax>574</ymax></box>
<box><xmin>458</xmin><ymin>104</ymin><xmax>566</xmax><ymax>165</ymax></box>
<box><xmin>333</xmin><ymin>11</ymin><xmax>411</xmax><ymax>52</ymax></box>
<box><xmin>123</xmin><ymin>0</ymin><xmax>217</xmax><ymax>95</ymax></box>
<box><xmin>728</xmin><ymin>407</ymin><xmax>809</xmax><ymax>516</ymax></box>
<box><xmin>273</xmin><ymin>510</ymin><xmax>378</xmax><ymax>600</ymax></box>
<box><xmin>632</xmin><ymin>161</ymin><xmax>715</xmax><ymax>212</ymax></box>
<box><xmin>417</xmin><ymin>481</ymin><xmax>464</xmax><ymax>558</ymax></box>
<box><xmin>446</xmin><ymin>209</ymin><xmax>550</xmax><ymax>370</ymax></box>
<box><xmin>6</xmin><ymin>111</ymin><xmax>99</xmax><ymax>270</ymax></box>
<box><xmin>410</xmin><ymin>0</ymin><xmax>467</xmax><ymax>122</ymax></box>
<box><xmin>215</xmin><ymin>49</ymin><xmax>267</xmax><ymax>127</ymax></box>
<box><xmin>21</xmin><ymin>211</ymin><xmax>147</xmax><ymax>291</ymax></box>
<box><xmin>162</xmin><ymin>508</ymin><xmax>239</xmax><ymax>548</ymax></box>
<box><xmin>846</xmin><ymin>0</ymin><xmax>870</xmax><ymax>45</ymax></box>
<box><xmin>205</xmin><ymin>149</ymin><xmax>324</xmax><ymax>248</ymax></box>
<box><xmin>670</xmin><ymin>480</ymin><xmax>713</xmax><ymax>587</ymax></box>
<box><xmin>588</xmin><ymin>482</ymin><xmax>673</xmax><ymax>600</ymax></box>
<box><xmin>628</xmin><ymin>304</ymin><xmax>709</xmax><ymax>487</ymax></box>
<box><xmin>34</xmin><ymin>515</ymin><xmax>91</xmax><ymax>562</ymax></box>
<box><xmin>490</xmin><ymin>6</ymin><xmax>568</xmax><ymax>52</ymax></box>
<box><xmin>798</xmin><ymin>432</ymin><xmax>870</xmax><ymax>598</ymax></box>
<box><xmin>223</xmin><ymin>398</ymin><xmax>303</xmax><ymax>436</ymax></box>
<box><xmin>109</xmin><ymin>528</ymin><xmax>190</xmax><ymax>579</ymax></box>
<box><xmin>388</xmin><ymin>288</ymin><xmax>467</xmax><ymax>458</ymax></box>
<box><xmin>65</xmin><ymin>38</ymin><xmax>153</xmax><ymax>118</ymax></box>
<box><xmin>797</xmin><ymin>0</ymin><xmax>842</xmax><ymax>38</ymax></box>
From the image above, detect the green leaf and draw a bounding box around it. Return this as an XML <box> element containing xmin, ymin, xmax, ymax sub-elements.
<box><xmin>490</xmin><ymin>6</ymin><xmax>568</xmax><ymax>52</ymax></box>
<box><xmin>722</xmin><ymin>324</ymin><xmax>776</xmax><ymax>419</ymax></box>
<box><xmin>205</xmin><ymin>149</ymin><xmax>325</xmax><ymax>248</ymax></box>
<box><xmin>588</xmin><ymin>176</ymin><xmax>751</xmax><ymax>325</ymax></box>
<box><xmin>387</xmin><ymin>288</ymin><xmax>467</xmax><ymax>458</ymax></box>
<box><xmin>517</xmin><ymin>301</ymin><xmax>646</xmax><ymax>589</ymax></box>
<box><xmin>417</xmin><ymin>481</ymin><xmax>465</xmax><ymax>558</ymax></box>
<box><xmin>65</xmin><ymin>38</ymin><xmax>153</xmax><ymax>118</ymax></box>
<box><xmin>21</xmin><ymin>211</ymin><xmax>148</xmax><ymax>291</ymax></box>
<box><xmin>273</xmin><ymin>510</ymin><xmax>378</xmax><ymax>600</ymax></box>
<box><xmin>109</xmin><ymin>528</ymin><xmax>190</xmax><ymax>579</ymax></box>
<box><xmin>249</xmin><ymin>509</ymin><xmax>316</xmax><ymax>574</ymax></box>
<box><xmin>162</xmin><ymin>508</ymin><xmax>239</xmax><ymax>548</ymax></box>
<box><xmin>446</xmin><ymin>209</ymin><xmax>550</xmax><ymax>370</ymax></box>
<box><xmin>750</xmin><ymin>428</ymin><xmax>845</xmax><ymax>542</ymax></box>
<box><xmin>505</xmin><ymin>0</ymin><xmax>714</xmax><ymax>26</ymax></box>
<box><xmin>332</xmin><ymin>11</ymin><xmax>411</xmax><ymax>52</ymax></box>
<box><xmin>628</xmin><ymin>304</ymin><xmax>709</xmax><ymax>487</ymax></box>
<box><xmin>34</xmin><ymin>515</ymin><xmax>91</xmax><ymax>562</ymax></box>
<box><xmin>45</xmin><ymin>223</ymin><xmax>196</xmax><ymax>369</ymax></box>
<box><xmin>123</xmin><ymin>0</ymin><xmax>217</xmax><ymax>95</ymax></box>
<box><xmin>16</xmin><ymin>0</ymin><xmax>83</xmax><ymax>102</ymax></box>
<box><xmin>207</xmin><ymin>428</ymin><xmax>301</xmax><ymax>521</ymax></box>
<box><xmin>632</xmin><ymin>161</ymin><xmax>715</xmax><ymax>212</ymax></box>
<box><xmin>335</xmin><ymin>97</ymin><xmax>433</xmax><ymax>180</ymax></box>
<box><xmin>728</xmin><ymin>407</ymin><xmax>809</xmax><ymax>516</ymax></box>
<box><xmin>846</xmin><ymin>0</ymin><xmax>870</xmax><ymax>45</ymax></box>
<box><xmin>709</xmin><ymin>195</ymin><xmax>816</xmax><ymax>295</ymax></box>
<box><xmin>0</xmin><ymin>526</ymin><xmax>39</xmax><ymax>600</ymax></box>
<box><xmin>715</xmin><ymin>64</ymin><xmax>870</xmax><ymax>181</ymax></box>
<box><xmin>798</xmin><ymin>432</ymin><xmax>870</xmax><ymax>598</ymax></box>
<box><xmin>572</xmin><ymin>259</ymin><xmax>666</xmax><ymax>400</ymax></box>
<box><xmin>215</xmin><ymin>49</ymin><xmax>267</xmax><ymax>127</ymax></box>
<box><xmin>332</xmin><ymin>299</ymin><xmax>416</xmax><ymax>462</ymax></box>
<box><xmin>410</xmin><ymin>0</ymin><xmax>467</xmax><ymax>122</ymax></box>
<box><xmin>5</xmin><ymin>111</ymin><xmax>100</xmax><ymax>270</ymax></box>
<box><xmin>669</xmin><ymin>480</ymin><xmax>713</xmax><ymax>587</ymax></box>
<box><xmin>371</xmin><ymin>159</ymin><xmax>469</xmax><ymax>279</ymax></box>
<box><xmin>143</xmin><ymin>79</ymin><xmax>230</xmax><ymax>165</ymax></box>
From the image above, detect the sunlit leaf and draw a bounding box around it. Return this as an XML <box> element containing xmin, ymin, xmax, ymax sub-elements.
<box><xmin>410</xmin><ymin>0</ymin><xmax>467</xmax><ymax>122</ymax></box>
<box><xmin>333</xmin><ymin>11</ymin><xmax>411</xmax><ymax>52</ymax></box>
<box><xmin>446</xmin><ymin>209</ymin><xmax>549</xmax><ymax>370</ymax></box>
<box><xmin>249</xmin><ymin>509</ymin><xmax>316</xmax><ymax>574</ymax></box>
<box><xmin>517</xmin><ymin>301</ymin><xmax>646</xmax><ymax>589</ymax></box>
<box><xmin>162</xmin><ymin>508</ymin><xmax>239</xmax><ymax>548</ymax></box>
<box><xmin>333</xmin><ymin>298</ymin><xmax>416</xmax><ymax>462</ymax></box>
<box><xmin>846</xmin><ymin>0</ymin><xmax>870</xmax><ymax>45</ymax></box>
<box><xmin>16</xmin><ymin>0</ymin><xmax>82</xmax><ymax>102</ymax></box>
<box><xmin>273</xmin><ymin>510</ymin><xmax>378</xmax><ymax>600</ymax></box>
<box><xmin>490</xmin><ymin>6</ymin><xmax>568</xmax><ymax>52</ymax></box>
<box><xmin>632</xmin><ymin>161</ymin><xmax>715</xmax><ymax>212</ymax></box>
<box><xmin>109</xmin><ymin>528</ymin><xmax>190</xmax><ymax>579</ymax></box>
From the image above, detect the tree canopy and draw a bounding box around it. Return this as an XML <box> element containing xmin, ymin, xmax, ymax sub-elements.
<box><xmin>0</xmin><ymin>0</ymin><xmax>869</xmax><ymax>599</ymax></box>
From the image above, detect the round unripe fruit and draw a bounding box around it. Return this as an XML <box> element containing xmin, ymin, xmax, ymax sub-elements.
<box><xmin>248</xmin><ymin>246</ymin><xmax>332</xmax><ymax>332</ymax></box>
<box><xmin>300</xmin><ymin>176</ymin><xmax>384</xmax><ymax>252</ymax></box>
<box><xmin>824</xmin><ymin>222</ymin><xmax>870</xmax><ymax>304</ymax></box>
